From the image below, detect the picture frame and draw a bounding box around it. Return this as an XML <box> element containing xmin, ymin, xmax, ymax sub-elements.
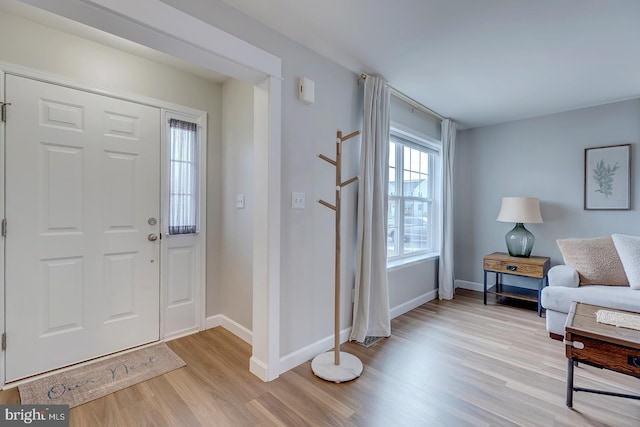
<box><xmin>584</xmin><ymin>144</ymin><xmax>631</xmax><ymax>210</ymax></box>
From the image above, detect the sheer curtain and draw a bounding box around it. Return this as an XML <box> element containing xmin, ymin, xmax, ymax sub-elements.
<box><xmin>350</xmin><ymin>76</ymin><xmax>392</xmax><ymax>342</ymax></box>
<box><xmin>438</xmin><ymin>118</ymin><xmax>457</xmax><ymax>300</ymax></box>
<box><xmin>169</xmin><ymin>118</ymin><xmax>198</xmax><ymax>235</ymax></box>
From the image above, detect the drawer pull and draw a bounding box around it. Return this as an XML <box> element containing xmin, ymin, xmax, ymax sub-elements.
<box><xmin>628</xmin><ymin>356</ymin><xmax>640</xmax><ymax>368</ymax></box>
<box><xmin>506</xmin><ymin>265</ymin><xmax>518</xmax><ymax>271</ymax></box>
<box><xmin>564</xmin><ymin>339</ymin><xmax>584</xmax><ymax>349</ymax></box>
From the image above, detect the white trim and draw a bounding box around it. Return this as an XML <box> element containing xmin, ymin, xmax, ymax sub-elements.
<box><xmin>250</xmin><ymin>77</ymin><xmax>282</xmax><ymax>381</ymax></box>
<box><xmin>163</xmin><ymin>327</ymin><xmax>199</xmax><ymax>342</ymax></box>
<box><xmin>15</xmin><ymin>0</ymin><xmax>283</xmax><ymax>382</ymax></box>
<box><xmin>390</xmin><ymin>289</ymin><xmax>438</xmax><ymax>319</ymax></box>
<box><xmin>278</xmin><ymin>327</ymin><xmax>352</xmax><ymax>375</ymax></box>
<box><xmin>160</xmin><ymin>109</ymin><xmax>208</xmax><ymax>340</ymax></box>
<box><xmin>19</xmin><ymin>0</ymin><xmax>281</xmax><ymax>82</ymax></box>
<box><xmin>0</xmin><ymin>61</ymin><xmax>206</xmax><ymax>115</ymax></box>
<box><xmin>0</xmin><ymin>70</ymin><xmax>5</xmax><ymax>387</ymax></box>
<box><xmin>205</xmin><ymin>315</ymin><xmax>253</xmax><ymax>345</ymax></box>
<box><xmin>387</xmin><ymin>252</ymin><xmax>439</xmax><ymax>272</ymax></box>
<box><xmin>390</xmin><ymin>124</ymin><xmax>441</xmax><ymax>151</ymax></box>
<box><xmin>455</xmin><ymin>279</ymin><xmax>484</xmax><ymax>292</ymax></box>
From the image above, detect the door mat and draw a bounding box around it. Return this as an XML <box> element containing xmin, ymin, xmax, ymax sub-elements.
<box><xmin>18</xmin><ymin>343</ymin><xmax>185</xmax><ymax>408</ymax></box>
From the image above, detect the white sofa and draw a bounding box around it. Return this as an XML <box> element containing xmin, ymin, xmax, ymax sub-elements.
<box><xmin>541</xmin><ymin>264</ymin><xmax>640</xmax><ymax>337</ymax></box>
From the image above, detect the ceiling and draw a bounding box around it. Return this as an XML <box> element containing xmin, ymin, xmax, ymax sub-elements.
<box><xmin>3</xmin><ymin>1</ymin><xmax>640</xmax><ymax>129</ymax></box>
<box><xmin>220</xmin><ymin>0</ymin><xmax>640</xmax><ymax>129</ymax></box>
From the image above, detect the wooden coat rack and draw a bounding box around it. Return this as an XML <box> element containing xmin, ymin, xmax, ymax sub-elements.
<box><xmin>311</xmin><ymin>130</ymin><xmax>364</xmax><ymax>383</ymax></box>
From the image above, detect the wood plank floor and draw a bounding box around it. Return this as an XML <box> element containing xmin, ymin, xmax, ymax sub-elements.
<box><xmin>2</xmin><ymin>289</ymin><xmax>639</xmax><ymax>426</ymax></box>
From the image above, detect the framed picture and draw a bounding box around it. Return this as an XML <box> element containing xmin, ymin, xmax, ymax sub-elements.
<box><xmin>584</xmin><ymin>144</ymin><xmax>631</xmax><ymax>210</ymax></box>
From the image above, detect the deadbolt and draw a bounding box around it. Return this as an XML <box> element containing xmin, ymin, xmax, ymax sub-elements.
<box><xmin>148</xmin><ymin>217</ymin><xmax>157</xmax><ymax>226</ymax></box>
<box><xmin>148</xmin><ymin>233</ymin><xmax>158</xmax><ymax>242</ymax></box>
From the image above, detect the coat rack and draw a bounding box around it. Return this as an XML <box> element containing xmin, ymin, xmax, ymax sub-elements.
<box><xmin>311</xmin><ymin>130</ymin><xmax>364</xmax><ymax>383</ymax></box>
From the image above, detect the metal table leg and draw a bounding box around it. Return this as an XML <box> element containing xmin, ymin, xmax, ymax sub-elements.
<box><xmin>483</xmin><ymin>270</ymin><xmax>487</xmax><ymax>305</ymax></box>
<box><xmin>537</xmin><ymin>277</ymin><xmax>543</xmax><ymax>317</ymax></box>
<box><xmin>566</xmin><ymin>357</ymin><xmax>574</xmax><ymax>407</ymax></box>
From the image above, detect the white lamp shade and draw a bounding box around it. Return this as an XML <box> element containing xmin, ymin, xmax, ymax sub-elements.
<box><xmin>496</xmin><ymin>197</ymin><xmax>543</xmax><ymax>224</ymax></box>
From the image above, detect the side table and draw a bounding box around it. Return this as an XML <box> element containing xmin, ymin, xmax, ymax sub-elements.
<box><xmin>483</xmin><ymin>252</ymin><xmax>550</xmax><ymax>316</ymax></box>
<box><xmin>565</xmin><ymin>302</ymin><xmax>640</xmax><ymax>407</ymax></box>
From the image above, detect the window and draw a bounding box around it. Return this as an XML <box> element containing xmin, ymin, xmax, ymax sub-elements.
<box><xmin>168</xmin><ymin>118</ymin><xmax>198</xmax><ymax>235</ymax></box>
<box><xmin>387</xmin><ymin>131</ymin><xmax>439</xmax><ymax>261</ymax></box>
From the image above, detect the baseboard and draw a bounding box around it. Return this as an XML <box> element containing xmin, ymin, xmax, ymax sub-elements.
<box><xmin>278</xmin><ymin>327</ymin><xmax>352</xmax><ymax>375</ymax></box>
<box><xmin>208</xmin><ymin>290</ymin><xmax>441</xmax><ymax>379</ymax></box>
<box><xmin>455</xmin><ymin>279</ymin><xmax>483</xmax><ymax>292</ymax></box>
<box><xmin>205</xmin><ymin>314</ymin><xmax>253</xmax><ymax>345</ymax></box>
<box><xmin>389</xmin><ymin>289</ymin><xmax>438</xmax><ymax>319</ymax></box>
<box><xmin>163</xmin><ymin>327</ymin><xmax>199</xmax><ymax>342</ymax></box>
<box><xmin>278</xmin><ymin>289</ymin><xmax>438</xmax><ymax>376</ymax></box>
<box><xmin>250</xmin><ymin>356</ymin><xmax>279</xmax><ymax>382</ymax></box>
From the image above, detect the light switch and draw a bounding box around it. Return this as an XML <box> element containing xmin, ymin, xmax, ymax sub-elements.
<box><xmin>292</xmin><ymin>192</ymin><xmax>305</xmax><ymax>209</ymax></box>
<box><xmin>236</xmin><ymin>194</ymin><xmax>245</xmax><ymax>209</ymax></box>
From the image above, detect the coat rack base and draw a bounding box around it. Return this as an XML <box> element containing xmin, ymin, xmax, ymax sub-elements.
<box><xmin>311</xmin><ymin>351</ymin><xmax>363</xmax><ymax>383</ymax></box>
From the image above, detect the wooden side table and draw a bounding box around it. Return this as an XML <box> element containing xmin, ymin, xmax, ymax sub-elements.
<box><xmin>483</xmin><ymin>252</ymin><xmax>550</xmax><ymax>316</ymax></box>
<box><xmin>565</xmin><ymin>302</ymin><xmax>640</xmax><ymax>407</ymax></box>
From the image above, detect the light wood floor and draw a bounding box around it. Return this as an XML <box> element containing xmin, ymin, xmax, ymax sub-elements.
<box><xmin>2</xmin><ymin>289</ymin><xmax>639</xmax><ymax>426</ymax></box>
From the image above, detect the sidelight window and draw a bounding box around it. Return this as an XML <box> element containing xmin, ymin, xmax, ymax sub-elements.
<box><xmin>168</xmin><ymin>118</ymin><xmax>198</xmax><ymax>235</ymax></box>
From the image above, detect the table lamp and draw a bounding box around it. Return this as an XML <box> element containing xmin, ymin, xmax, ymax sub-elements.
<box><xmin>496</xmin><ymin>197</ymin><xmax>543</xmax><ymax>257</ymax></box>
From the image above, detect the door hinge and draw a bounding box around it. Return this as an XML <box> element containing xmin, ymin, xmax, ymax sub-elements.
<box><xmin>1</xmin><ymin>102</ymin><xmax>11</xmax><ymax>122</ymax></box>
<box><xmin>2</xmin><ymin>333</ymin><xmax>5</xmax><ymax>351</ymax></box>
<box><xmin>1</xmin><ymin>219</ymin><xmax>6</xmax><ymax>237</ymax></box>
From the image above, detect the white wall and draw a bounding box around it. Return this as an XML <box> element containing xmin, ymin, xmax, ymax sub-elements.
<box><xmin>221</xmin><ymin>79</ymin><xmax>254</xmax><ymax>330</ymax></box>
<box><xmin>455</xmin><ymin>99</ymin><xmax>640</xmax><ymax>287</ymax></box>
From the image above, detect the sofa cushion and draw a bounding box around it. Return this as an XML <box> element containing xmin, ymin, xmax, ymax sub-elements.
<box><xmin>541</xmin><ymin>285</ymin><xmax>640</xmax><ymax>314</ymax></box>
<box><xmin>612</xmin><ymin>234</ymin><xmax>640</xmax><ymax>290</ymax></box>
<box><xmin>556</xmin><ymin>236</ymin><xmax>628</xmax><ymax>286</ymax></box>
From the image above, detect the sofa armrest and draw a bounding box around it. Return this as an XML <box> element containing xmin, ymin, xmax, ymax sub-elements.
<box><xmin>548</xmin><ymin>265</ymin><xmax>579</xmax><ymax>288</ymax></box>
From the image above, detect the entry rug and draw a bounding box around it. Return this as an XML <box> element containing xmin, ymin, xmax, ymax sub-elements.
<box><xmin>18</xmin><ymin>343</ymin><xmax>185</xmax><ymax>409</ymax></box>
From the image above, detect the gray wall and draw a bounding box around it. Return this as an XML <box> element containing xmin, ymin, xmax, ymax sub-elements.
<box><xmin>455</xmin><ymin>99</ymin><xmax>640</xmax><ymax>286</ymax></box>
<box><xmin>162</xmin><ymin>0</ymin><xmax>444</xmax><ymax>352</ymax></box>
<box><xmin>161</xmin><ymin>0</ymin><xmax>363</xmax><ymax>355</ymax></box>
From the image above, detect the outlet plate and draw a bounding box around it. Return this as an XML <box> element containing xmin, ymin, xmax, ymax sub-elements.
<box><xmin>292</xmin><ymin>192</ymin><xmax>305</xmax><ymax>209</ymax></box>
<box><xmin>236</xmin><ymin>194</ymin><xmax>245</xmax><ymax>209</ymax></box>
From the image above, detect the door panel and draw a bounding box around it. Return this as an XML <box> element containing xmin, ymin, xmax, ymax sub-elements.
<box><xmin>5</xmin><ymin>75</ymin><xmax>161</xmax><ymax>382</ymax></box>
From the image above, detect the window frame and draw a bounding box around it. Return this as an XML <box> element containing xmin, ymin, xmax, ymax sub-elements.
<box><xmin>387</xmin><ymin>129</ymin><xmax>440</xmax><ymax>264</ymax></box>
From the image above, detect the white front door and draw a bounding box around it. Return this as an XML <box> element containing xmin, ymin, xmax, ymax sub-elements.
<box><xmin>4</xmin><ymin>74</ymin><xmax>161</xmax><ymax>382</ymax></box>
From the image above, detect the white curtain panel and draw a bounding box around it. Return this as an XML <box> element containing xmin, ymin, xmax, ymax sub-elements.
<box><xmin>350</xmin><ymin>76</ymin><xmax>392</xmax><ymax>342</ymax></box>
<box><xmin>439</xmin><ymin>118</ymin><xmax>457</xmax><ymax>300</ymax></box>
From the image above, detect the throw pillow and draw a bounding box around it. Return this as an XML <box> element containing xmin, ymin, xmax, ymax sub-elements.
<box><xmin>612</xmin><ymin>234</ymin><xmax>640</xmax><ymax>290</ymax></box>
<box><xmin>556</xmin><ymin>236</ymin><xmax>628</xmax><ymax>286</ymax></box>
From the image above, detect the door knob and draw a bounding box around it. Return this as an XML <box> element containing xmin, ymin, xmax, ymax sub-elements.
<box><xmin>148</xmin><ymin>233</ymin><xmax>158</xmax><ymax>242</ymax></box>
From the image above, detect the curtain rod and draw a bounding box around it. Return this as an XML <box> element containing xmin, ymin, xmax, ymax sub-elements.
<box><xmin>359</xmin><ymin>73</ymin><xmax>445</xmax><ymax>122</ymax></box>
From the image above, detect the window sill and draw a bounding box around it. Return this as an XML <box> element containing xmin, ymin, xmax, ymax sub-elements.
<box><xmin>387</xmin><ymin>252</ymin><xmax>439</xmax><ymax>272</ymax></box>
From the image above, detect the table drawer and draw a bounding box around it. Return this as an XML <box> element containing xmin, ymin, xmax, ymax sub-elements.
<box><xmin>567</xmin><ymin>335</ymin><xmax>640</xmax><ymax>378</ymax></box>
<box><xmin>483</xmin><ymin>259</ymin><xmax>545</xmax><ymax>277</ymax></box>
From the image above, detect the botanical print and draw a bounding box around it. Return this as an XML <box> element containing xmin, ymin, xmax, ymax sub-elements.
<box><xmin>592</xmin><ymin>159</ymin><xmax>619</xmax><ymax>198</ymax></box>
<box><xmin>584</xmin><ymin>144</ymin><xmax>630</xmax><ymax>210</ymax></box>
